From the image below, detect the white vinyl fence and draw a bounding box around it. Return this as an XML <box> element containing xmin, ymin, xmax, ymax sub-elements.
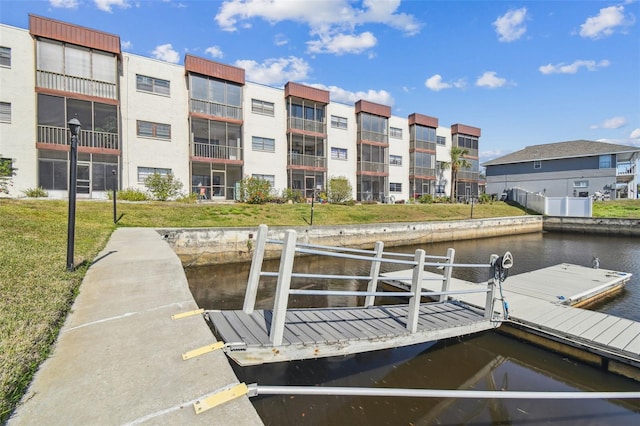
<box><xmin>510</xmin><ymin>188</ymin><xmax>592</xmax><ymax>217</ymax></box>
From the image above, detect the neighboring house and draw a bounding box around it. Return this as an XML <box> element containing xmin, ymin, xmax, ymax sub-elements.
<box><xmin>483</xmin><ymin>140</ymin><xmax>640</xmax><ymax>200</ymax></box>
<box><xmin>0</xmin><ymin>16</ymin><xmax>481</xmax><ymax>202</ymax></box>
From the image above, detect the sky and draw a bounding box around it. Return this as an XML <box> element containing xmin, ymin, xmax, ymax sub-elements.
<box><xmin>1</xmin><ymin>0</ymin><xmax>639</xmax><ymax>164</ymax></box>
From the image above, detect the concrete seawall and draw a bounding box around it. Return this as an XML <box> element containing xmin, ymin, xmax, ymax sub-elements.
<box><xmin>543</xmin><ymin>217</ymin><xmax>640</xmax><ymax>237</ymax></box>
<box><xmin>159</xmin><ymin>215</ymin><xmax>543</xmax><ymax>267</ymax></box>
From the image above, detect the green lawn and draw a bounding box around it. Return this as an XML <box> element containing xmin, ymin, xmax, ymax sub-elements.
<box><xmin>0</xmin><ymin>197</ymin><xmax>637</xmax><ymax>421</ymax></box>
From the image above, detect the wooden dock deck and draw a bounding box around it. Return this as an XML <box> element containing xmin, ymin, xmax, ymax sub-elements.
<box><xmin>205</xmin><ymin>225</ymin><xmax>506</xmax><ymax>366</ymax></box>
<box><xmin>381</xmin><ymin>263</ymin><xmax>639</xmax><ymax>379</ymax></box>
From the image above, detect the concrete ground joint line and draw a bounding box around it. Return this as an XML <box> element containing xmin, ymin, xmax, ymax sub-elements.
<box><xmin>121</xmin><ymin>395</ymin><xmax>203</xmax><ymax>425</ymax></box>
<box><xmin>63</xmin><ymin>300</ymin><xmax>195</xmax><ymax>333</ymax></box>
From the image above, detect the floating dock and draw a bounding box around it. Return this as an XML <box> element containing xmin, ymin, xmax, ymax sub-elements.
<box><xmin>381</xmin><ymin>263</ymin><xmax>638</xmax><ymax>380</ymax></box>
<box><xmin>206</xmin><ymin>225</ymin><xmax>506</xmax><ymax>366</ymax></box>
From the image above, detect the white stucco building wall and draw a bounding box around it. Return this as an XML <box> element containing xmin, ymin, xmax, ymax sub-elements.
<box><xmin>326</xmin><ymin>102</ymin><xmax>358</xmax><ymax>200</ymax></box>
<box><xmin>120</xmin><ymin>53</ymin><xmax>190</xmax><ymax>193</ymax></box>
<box><xmin>0</xmin><ymin>25</ymin><xmax>37</xmax><ymax>197</ymax></box>
<box><xmin>388</xmin><ymin>115</ymin><xmax>410</xmax><ymax>202</ymax></box>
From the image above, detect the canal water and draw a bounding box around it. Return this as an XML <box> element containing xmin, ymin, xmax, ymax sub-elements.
<box><xmin>186</xmin><ymin>232</ymin><xmax>640</xmax><ymax>425</ymax></box>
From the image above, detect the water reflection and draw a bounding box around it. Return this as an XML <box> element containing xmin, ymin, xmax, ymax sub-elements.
<box><xmin>186</xmin><ymin>232</ymin><xmax>640</xmax><ymax>425</ymax></box>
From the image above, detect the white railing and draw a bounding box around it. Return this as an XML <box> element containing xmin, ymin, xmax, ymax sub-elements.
<box><xmin>37</xmin><ymin>70</ymin><xmax>117</xmax><ymax>99</ymax></box>
<box><xmin>37</xmin><ymin>125</ymin><xmax>119</xmax><ymax>150</ymax></box>
<box><xmin>617</xmin><ymin>162</ymin><xmax>636</xmax><ymax>176</ymax></box>
<box><xmin>288</xmin><ymin>153</ymin><xmax>327</xmax><ymax>168</ymax></box>
<box><xmin>192</xmin><ymin>142</ymin><xmax>241</xmax><ymax>160</ymax></box>
<box><xmin>511</xmin><ymin>187</ymin><xmax>592</xmax><ymax>217</ymax></box>
<box><xmin>242</xmin><ymin>224</ymin><xmax>504</xmax><ymax>346</ymax></box>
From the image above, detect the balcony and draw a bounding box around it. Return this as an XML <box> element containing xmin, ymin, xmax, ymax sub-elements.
<box><xmin>191</xmin><ymin>99</ymin><xmax>242</xmax><ymax>120</ymax></box>
<box><xmin>358</xmin><ymin>130</ymin><xmax>388</xmax><ymax>145</ymax></box>
<box><xmin>37</xmin><ymin>70</ymin><xmax>117</xmax><ymax>100</ymax></box>
<box><xmin>192</xmin><ymin>142</ymin><xmax>242</xmax><ymax>160</ymax></box>
<box><xmin>409</xmin><ymin>166</ymin><xmax>436</xmax><ymax>178</ymax></box>
<box><xmin>37</xmin><ymin>125</ymin><xmax>119</xmax><ymax>150</ymax></box>
<box><xmin>288</xmin><ymin>153</ymin><xmax>327</xmax><ymax>169</ymax></box>
<box><xmin>412</xmin><ymin>140</ymin><xmax>436</xmax><ymax>151</ymax></box>
<box><xmin>358</xmin><ymin>161</ymin><xmax>388</xmax><ymax>174</ymax></box>
<box><xmin>288</xmin><ymin>117</ymin><xmax>325</xmax><ymax>134</ymax></box>
<box><xmin>617</xmin><ymin>162</ymin><xmax>636</xmax><ymax>182</ymax></box>
<box><xmin>457</xmin><ymin>171</ymin><xmax>479</xmax><ymax>181</ymax></box>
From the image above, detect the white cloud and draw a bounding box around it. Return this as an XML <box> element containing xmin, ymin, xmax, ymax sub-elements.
<box><xmin>493</xmin><ymin>7</ymin><xmax>527</xmax><ymax>42</ymax></box>
<box><xmin>539</xmin><ymin>59</ymin><xmax>610</xmax><ymax>74</ymax></box>
<box><xmin>579</xmin><ymin>5</ymin><xmax>632</xmax><ymax>39</ymax></box>
<box><xmin>309</xmin><ymin>83</ymin><xmax>394</xmax><ymax>106</ymax></box>
<box><xmin>121</xmin><ymin>40</ymin><xmax>133</xmax><ymax>50</ymax></box>
<box><xmin>425</xmin><ymin>74</ymin><xmax>451</xmax><ymax>91</ymax></box>
<box><xmin>235</xmin><ymin>56</ymin><xmax>311</xmax><ymax>86</ymax></box>
<box><xmin>94</xmin><ymin>0</ymin><xmax>131</xmax><ymax>13</ymax></box>
<box><xmin>631</xmin><ymin>128</ymin><xmax>640</xmax><ymax>139</ymax></box>
<box><xmin>152</xmin><ymin>44</ymin><xmax>180</xmax><ymax>63</ymax></box>
<box><xmin>205</xmin><ymin>46</ymin><xmax>223</xmax><ymax>59</ymax></box>
<box><xmin>424</xmin><ymin>75</ymin><xmax>466</xmax><ymax>91</ymax></box>
<box><xmin>274</xmin><ymin>34</ymin><xmax>288</xmax><ymax>46</ymax></box>
<box><xmin>599</xmin><ymin>116</ymin><xmax>627</xmax><ymax>129</ymax></box>
<box><xmin>50</xmin><ymin>0</ymin><xmax>79</xmax><ymax>8</ymax></box>
<box><xmin>307</xmin><ymin>31</ymin><xmax>377</xmax><ymax>55</ymax></box>
<box><xmin>475</xmin><ymin>71</ymin><xmax>511</xmax><ymax>88</ymax></box>
<box><xmin>215</xmin><ymin>0</ymin><xmax>420</xmax><ymax>55</ymax></box>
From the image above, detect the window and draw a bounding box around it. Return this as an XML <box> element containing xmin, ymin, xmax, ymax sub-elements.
<box><xmin>137</xmin><ymin>120</ymin><xmax>171</xmax><ymax>140</ymax></box>
<box><xmin>390</xmin><ymin>127</ymin><xmax>403</xmax><ymax>139</ymax></box>
<box><xmin>436</xmin><ymin>136</ymin><xmax>446</xmax><ymax>145</ymax></box>
<box><xmin>574</xmin><ymin>180</ymin><xmax>588</xmax><ymax>188</ymax></box>
<box><xmin>331</xmin><ymin>147</ymin><xmax>347</xmax><ymax>160</ymax></box>
<box><xmin>390</xmin><ymin>155</ymin><xmax>402</xmax><ymax>166</ymax></box>
<box><xmin>137</xmin><ymin>167</ymin><xmax>171</xmax><ymax>183</ymax></box>
<box><xmin>533</xmin><ymin>160</ymin><xmax>541</xmax><ymax>169</ymax></box>
<box><xmin>252</xmin><ymin>174</ymin><xmax>275</xmax><ymax>186</ymax></box>
<box><xmin>390</xmin><ymin>182</ymin><xmax>402</xmax><ymax>192</ymax></box>
<box><xmin>252</xmin><ymin>136</ymin><xmax>275</xmax><ymax>152</ymax></box>
<box><xmin>0</xmin><ymin>47</ymin><xmax>10</xmax><ymax>67</ymax></box>
<box><xmin>599</xmin><ymin>155</ymin><xmax>612</xmax><ymax>169</ymax></box>
<box><xmin>331</xmin><ymin>115</ymin><xmax>348</xmax><ymax>129</ymax></box>
<box><xmin>38</xmin><ymin>150</ymin><xmax>68</xmax><ymax>190</ymax></box>
<box><xmin>251</xmin><ymin>99</ymin><xmax>275</xmax><ymax>116</ymax></box>
<box><xmin>136</xmin><ymin>74</ymin><xmax>170</xmax><ymax>95</ymax></box>
<box><xmin>0</xmin><ymin>102</ymin><xmax>10</xmax><ymax>123</ymax></box>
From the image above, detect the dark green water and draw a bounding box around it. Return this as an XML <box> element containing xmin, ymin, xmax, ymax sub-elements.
<box><xmin>186</xmin><ymin>232</ymin><xmax>640</xmax><ymax>425</ymax></box>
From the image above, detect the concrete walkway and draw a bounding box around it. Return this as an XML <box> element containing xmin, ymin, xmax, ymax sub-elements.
<box><xmin>10</xmin><ymin>228</ymin><xmax>263</xmax><ymax>425</ymax></box>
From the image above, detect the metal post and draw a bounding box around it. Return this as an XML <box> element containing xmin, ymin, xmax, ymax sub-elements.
<box><xmin>270</xmin><ymin>229</ymin><xmax>297</xmax><ymax>346</ymax></box>
<box><xmin>310</xmin><ymin>194</ymin><xmax>315</xmax><ymax>226</ymax></box>
<box><xmin>364</xmin><ymin>241</ymin><xmax>384</xmax><ymax>307</ymax></box>
<box><xmin>66</xmin><ymin>117</ymin><xmax>81</xmax><ymax>271</ymax></box>
<box><xmin>112</xmin><ymin>169</ymin><xmax>117</xmax><ymax>224</ymax></box>
<box><xmin>243</xmin><ymin>224</ymin><xmax>268</xmax><ymax>314</ymax></box>
<box><xmin>407</xmin><ymin>249</ymin><xmax>425</xmax><ymax>333</ymax></box>
<box><xmin>439</xmin><ymin>248</ymin><xmax>455</xmax><ymax>303</ymax></box>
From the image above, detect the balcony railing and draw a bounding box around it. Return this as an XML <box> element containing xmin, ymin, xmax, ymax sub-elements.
<box><xmin>288</xmin><ymin>153</ymin><xmax>327</xmax><ymax>168</ymax></box>
<box><xmin>412</xmin><ymin>140</ymin><xmax>437</xmax><ymax>151</ymax></box>
<box><xmin>192</xmin><ymin>141</ymin><xmax>242</xmax><ymax>160</ymax></box>
<box><xmin>358</xmin><ymin>130</ymin><xmax>388</xmax><ymax>144</ymax></box>
<box><xmin>358</xmin><ymin>161</ymin><xmax>388</xmax><ymax>174</ymax></box>
<box><xmin>457</xmin><ymin>171</ymin><xmax>479</xmax><ymax>180</ymax></box>
<box><xmin>191</xmin><ymin>99</ymin><xmax>242</xmax><ymax>120</ymax></box>
<box><xmin>37</xmin><ymin>70</ymin><xmax>117</xmax><ymax>99</ymax></box>
<box><xmin>409</xmin><ymin>166</ymin><xmax>436</xmax><ymax>178</ymax></box>
<box><xmin>37</xmin><ymin>125</ymin><xmax>119</xmax><ymax>150</ymax></box>
<box><xmin>288</xmin><ymin>117</ymin><xmax>325</xmax><ymax>134</ymax></box>
<box><xmin>617</xmin><ymin>162</ymin><xmax>636</xmax><ymax>176</ymax></box>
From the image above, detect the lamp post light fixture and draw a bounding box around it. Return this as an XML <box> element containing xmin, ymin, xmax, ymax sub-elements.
<box><xmin>66</xmin><ymin>117</ymin><xmax>81</xmax><ymax>271</ymax></box>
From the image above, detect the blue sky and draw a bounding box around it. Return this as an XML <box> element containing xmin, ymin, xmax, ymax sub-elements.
<box><xmin>1</xmin><ymin>0</ymin><xmax>639</xmax><ymax>164</ymax></box>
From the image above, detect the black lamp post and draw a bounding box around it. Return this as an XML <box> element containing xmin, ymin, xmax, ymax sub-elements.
<box><xmin>112</xmin><ymin>169</ymin><xmax>117</xmax><ymax>223</ymax></box>
<box><xmin>66</xmin><ymin>117</ymin><xmax>81</xmax><ymax>271</ymax></box>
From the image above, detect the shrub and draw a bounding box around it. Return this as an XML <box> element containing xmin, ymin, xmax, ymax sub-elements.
<box><xmin>417</xmin><ymin>194</ymin><xmax>433</xmax><ymax>204</ymax></box>
<box><xmin>23</xmin><ymin>187</ymin><xmax>48</xmax><ymax>198</ymax></box>
<box><xmin>113</xmin><ymin>188</ymin><xmax>149</xmax><ymax>201</ymax></box>
<box><xmin>281</xmin><ymin>187</ymin><xmax>305</xmax><ymax>203</ymax></box>
<box><xmin>144</xmin><ymin>173</ymin><xmax>183</xmax><ymax>201</ymax></box>
<box><xmin>327</xmin><ymin>176</ymin><xmax>353</xmax><ymax>203</ymax></box>
<box><xmin>238</xmin><ymin>176</ymin><xmax>272</xmax><ymax>204</ymax></box>
<box><xmin>478</xmin><ymin>193</ymin><xmax>492</xmax><ymax>204</ymax></box>
<box><xmin>1</xmin><ymin>156</ymin><xmax>16</xmax><ymax>194</ymax></box>
<box><xmin>176</xmin><ymin>192</ymin><xmax>198</xmax><ymax>203</ymax></box>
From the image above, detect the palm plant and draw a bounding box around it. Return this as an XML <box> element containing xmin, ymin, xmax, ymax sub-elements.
<box><xmin>442</xmin><ymin>146</ymin><xmax>471</xmax><ymax>202</ymax></box>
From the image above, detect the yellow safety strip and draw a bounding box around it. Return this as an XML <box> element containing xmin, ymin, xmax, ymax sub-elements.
<box><xmin>194</xmin><ymin>383</ymin><xmax>248</xmax><ymax>414</ymax></box>
<box><xmin>171</xmin><ymin>309</ymin><xmax>204</xmax><ymax>320</ymax></box>
<box><xmin>182</xmin><ymin>342</ymin><xmax>225</xmax><ymax>360</ymax></box>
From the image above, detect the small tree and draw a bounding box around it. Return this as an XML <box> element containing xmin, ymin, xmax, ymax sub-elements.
<box><xmin>326</xmin><ymin>176</ymin><xmax>353</xmax><ymax>203</ymax></box>
<box><xmin>144</xmin><ymin>172</ymin><xmax>183</xmax><ymax>201</ymax></box>
<box><xmin>0</xmin><ymin>156</ymin><xmax>16</xmax><ymax>194</ymax></box>
<box><xmin>442</xmin><ymin>146</ymin><xmax>471</xmax><ymax>202</ymax></box>
<box><xmin>238</xmin><ymin>175</ymin><xmax>272</xmax><ymax>204</ymax></box>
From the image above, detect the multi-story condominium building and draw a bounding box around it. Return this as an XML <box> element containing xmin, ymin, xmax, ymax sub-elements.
<box><xmin>1</xmin><ymin>16</ymin><xmax>481</xmax><ymax>202</ymax></box>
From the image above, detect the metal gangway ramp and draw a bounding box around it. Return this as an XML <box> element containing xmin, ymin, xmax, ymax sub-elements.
<box><xmin>206</xmin><ymin>225</ymin><xmax>510</xmax><ymax>366</ymax></box>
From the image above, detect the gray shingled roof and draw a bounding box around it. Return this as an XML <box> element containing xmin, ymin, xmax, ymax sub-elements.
<box><xmin>482</xmin><ymin>140</ymin><xmax>640</xmax><ymax>166</ymax></box>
